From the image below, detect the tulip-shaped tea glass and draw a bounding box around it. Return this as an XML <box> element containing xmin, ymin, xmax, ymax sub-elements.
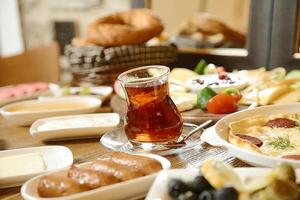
<box><xmin>118</xmin><ymin>65</ymin><xmax>183</xmax><ymax>150</ymax></box>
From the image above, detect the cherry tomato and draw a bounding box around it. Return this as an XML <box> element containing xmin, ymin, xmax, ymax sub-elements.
<box><xmin>207</xmin><ymin>93</ymin><xmax>237</xmax><ymax>114</ymax></box>
<box><xmin>231</xmin><ymin>93</ymin><xmax>242</xmax><ymax>102</ymax></box>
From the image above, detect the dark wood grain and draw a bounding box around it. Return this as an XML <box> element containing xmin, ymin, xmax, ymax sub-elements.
<box><xmin>0</xmin><ymin>99</ymin><xmax>248</xmax><ymax>200</ymax></box>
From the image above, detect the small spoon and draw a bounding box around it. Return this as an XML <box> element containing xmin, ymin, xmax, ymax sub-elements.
<box><xmin>166</xmin><ymin>120</ymin><xmax>213</xmax><ymax>147</ymax></box>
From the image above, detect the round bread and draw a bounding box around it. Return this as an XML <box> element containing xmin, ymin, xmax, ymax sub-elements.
<box><xmin>178</xmin><ymin>12</ymin><xmax>246</xmax><ymax>46</ymax></box>
<box><xmin>86</xmin><ymin>9</ymin><xmax>164</xmax><ymax>47</ymax></box>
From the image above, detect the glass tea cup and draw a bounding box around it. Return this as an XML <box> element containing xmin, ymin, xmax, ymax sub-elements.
<box><xmin>118</xmin><ymin>65</ymin><xmax>183</xmax><ymax>149</ymax></box>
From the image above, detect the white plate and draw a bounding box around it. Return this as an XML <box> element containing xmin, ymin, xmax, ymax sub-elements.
<box><xmin>186</xmin><ymin>73</ymin><xmax>248</xmax><ymax>93</ymax></box>
<box><xmin>201</xmin><ymin>103</ymin><xmax>300</xmax><ymax>167</ymax></box>
<box><xmin>0</xmin><ymin>146</ymin><xmax>73</xmax><ymax>188</ymax></box>
<box><xmin>1</xmin><ymin>96</ymin><xmax>102</xmax><ymax>126</ymax></box>
<box><xmin>146</xmin><ymin>168</ymin><xmax>300</xmax><ymax>200</ymax></box>
<box><xmin>21</xmin><ymin>153</ymin><xmax>171</xmax><ymax>200</ymax></box>
<box><xmin>30</xmin><ymin>113</ymin><xmax>120</xmax><ymax>141</ymax></box>
<box><xmin>39</xmin><ymin>85</ymin><xmax>113</xmax><ymax>100</ymax></box>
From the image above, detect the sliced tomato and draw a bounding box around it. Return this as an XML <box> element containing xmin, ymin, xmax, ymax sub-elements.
<box><xmin>207</xmin><ymin>93</ymin><xmax>237</xmax><ymax>114</ymax></box>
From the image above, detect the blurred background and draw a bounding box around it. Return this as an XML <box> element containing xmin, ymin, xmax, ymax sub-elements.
<box><xmin>0</xmin><ymin>0</ymin><xmax>299</xmax><ymax>84</ymax></box>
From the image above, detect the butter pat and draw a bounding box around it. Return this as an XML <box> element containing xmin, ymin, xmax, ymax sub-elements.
<box><xmin>0</xmin><ymin>153</ymin><xmax>47</xmax><ymax>178</ymax></box>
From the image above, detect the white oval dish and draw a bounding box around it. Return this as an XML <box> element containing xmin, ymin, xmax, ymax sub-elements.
<box><xmin>30</xmin><ymin>113</ymin><xmax>120</xmax><ymax>141</ymax></box>
<box><xmin>201</xmin><ymin>103</ymin><xmax>300</xmax><ymax>167</ymax></box>
<box><xmin>1</xmin><ymin>97</ymin><xmax>102</xmax><ymax>126</ymax></box>
<box><xmin>145</xmin><ymin>168</ymin><xmax>300</xmax><ymax>199</ymax></box>
<box><xmin>186</xmin><ymin>73</ymin><xmax>248</xmax><ymax>93</ymax></box>
<box><xmin>21</xmin><ymin>153</ymin><xmax>171</xmax><ymax>200</ymax></box>
<box><xmin>0</xmin><ymin>146</ymin><xmax>73</xmax><ymax>188</ymax></box>
<box><xmin>39</xmin><ymin>85</ymin><xmax>113</xmax><ymax>101</ymax></box>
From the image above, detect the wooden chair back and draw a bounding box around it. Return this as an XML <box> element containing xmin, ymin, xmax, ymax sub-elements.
<box><xmin>0</xmin><ymin>42</ymin><xmax>60</xmax><ymax>86</ymax></box>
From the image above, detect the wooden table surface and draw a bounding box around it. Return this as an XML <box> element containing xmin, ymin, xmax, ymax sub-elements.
<box><xmin>0</xmin><ymin>102</ymin><xmax>249</xmax><ymax>200</ymax></box>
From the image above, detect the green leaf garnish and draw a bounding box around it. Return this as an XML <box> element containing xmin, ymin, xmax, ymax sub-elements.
<box><xmin>194</xmin><ymin>59</ymin><xmax>207</xmax><ymax>74</ymax></box>
<box><xmin>268</xmin><ymin>137</ymin><xmax>294</xmax><ymax>150</ymax></box>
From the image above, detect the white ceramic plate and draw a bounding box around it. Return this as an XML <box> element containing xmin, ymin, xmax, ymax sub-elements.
<box><xmin>146</xmin><ymin>168</ymin><xmax>300</xmax><ymax>200</ymax></box>
<box><xmin>21</xmin><ymin>153</ymin><xmax>171</xmax><ymax>200</ymax></box>
<box><xmin>186</xmin><ymin>73</ymin><xmax>248</xmax><ymax>93</ymax></box>
<box><xmin>201</xmin><ymin>103</ymin><xmax>300</xmax><ymax>167</ymax></box>
<box><xmin>0</xmin><ymin>146</ymin><xmax>73</xmax><ymax>188</ymax></box>
<box><xmin>1</xmin><ymin>96</ymin><xmax>102</xmax><ymax>126</ymax></box>
<box><xmin>30</xmin><ymin>113</ymin><xmax>120</xmax><ymax>141</ymax></box>
<box><xmin>39</xmin><ymin>85</ymin><xmax>113</xmax><ymax>101</ymax></box>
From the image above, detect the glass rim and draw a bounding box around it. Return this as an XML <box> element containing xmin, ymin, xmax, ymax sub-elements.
<box><xmin>117</xmin><ymin>65</ymin><xmax>170</xmax><ymax>86</ymax></box>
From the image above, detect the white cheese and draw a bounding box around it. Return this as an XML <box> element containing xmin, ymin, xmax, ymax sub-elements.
<box><xmin>0</xmin><ymin>153</ymin><xmax>47</xmax><ymax>178</ymax></box>
<box><xmin>37</xmin><ymin>116</ymin><xmax>114</xmax><ymax>131</ymax></box>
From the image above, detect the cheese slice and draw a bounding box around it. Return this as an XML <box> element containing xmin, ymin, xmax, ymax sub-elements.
<box><xmin>0</xmin><ymin>153</ymin><xmax>47</xmax><ymax>178</ymax></box>
<box><xmin>273</xmin><ymin>89</ymin><xmax>300</xmax><ymax>104</ymax></box>
<box><xmin>258</xmin><ymin>86</ymin><xmax>292</xmax><ymax>105</ymax></box>
<box><xmin>171</xmin><ymin>92</ymin><xmax>197</xmax><ymax>112</ymax></box>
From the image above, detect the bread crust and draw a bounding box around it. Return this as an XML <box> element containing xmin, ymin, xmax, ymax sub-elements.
<box><xmin>86</xmin><ymin>9</ymin><xmax>164</xmax><ymax>46</ymax></box>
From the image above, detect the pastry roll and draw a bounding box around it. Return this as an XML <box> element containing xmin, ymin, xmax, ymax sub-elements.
<box><xmin>109</xmin><ymin>152</ymin><xmax>162</xmax><ymax>175</ymax></box>
<box><xmin>68</xmin><ymin>165</ymin><xmax>119</xmax><ymax>189</ymax></box>
<box><xmin>88</xmin><ymin>159</ymin><xmax>144</xmax><ymax>181</ymax></box>
<box><xmin>37</xmin><ymin>172</ymin><xmax>88</xmax><ymax>197</ymax></box>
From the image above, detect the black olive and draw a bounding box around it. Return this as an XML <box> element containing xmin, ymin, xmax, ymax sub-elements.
<box><xmin>168</xmin><ymin>179</ymin><xmax>190</xmax><ymax>198</ymax></box>
<box><xmin>198</xmin><ymin>190</ymin><xmax>215</xmax><ymax>200</ymax></box>
<box><xmin>215</xmin><ymin>187</ymin><xmax>238</xmax><ymax>200</ymax></box>
<box><xmin>189</xmin><ymin>176</ymin><xmax>214</xmax><ymax>193</ymax></box>
<box><xmin>177</xmin><ymin>191</ymin><xmax>198</xmax><ymax>200</ymax></box>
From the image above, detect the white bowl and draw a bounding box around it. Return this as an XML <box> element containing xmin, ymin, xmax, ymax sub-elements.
<box><xmin>30</xmin><ymin>113</ymin><xmax>120</xmax><ymax>141</ymax></box>
<box><xmin>201</xmin><ymin>103</ymin><xmax>300</xmax><ymax>167</ymax></box>
<box><xmin>146</xmin><ymin>168</ymin><xmax>300</xmax><ymax>199</ymax></box>
<box><xmin>39</xmin><ymin>85</ymin><xmax>113</xmax><ymax>101</ymax></box>
<box><xmin>186</xmin><ymin>73</ymin><xmax>248</xmax><ymax>93</ymax></box>
<box><xmin>1</xmin><ymin>97</ymin><xmax>102</xmax><ymax>126</ymax></box>
<box><xmin>0</xmin><ymin>146</ymin><xmax>73</xmax><ymax>188</ymax></box>
<box><xmin>21</xmin><ymin>153</ymin><xmax>171</xmax><ymax>200</ymax></box>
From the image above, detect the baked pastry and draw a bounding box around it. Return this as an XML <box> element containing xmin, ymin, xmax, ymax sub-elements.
<box><xmin>86</xmin><ymin>8</ymin><xmax>164</xmax><ymax>47</ymax></box>
<box><xmin>37</xmin><ymin>152</ymin><xmax>162</xmax><ymax>197</ymax></box>
<box><xmin>228</xmin><ymin>113</ymin><xmax>300</xmax><ymax>159</ymax></box>
<box><xmin>178</xmin><ymin>12</ymin><xmax>246</xmax><ymax>47</ymax></box>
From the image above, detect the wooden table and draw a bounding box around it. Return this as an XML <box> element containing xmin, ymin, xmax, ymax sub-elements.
<box><xmin>0</xmin><ymin>104</ymin><xmax>248</xmax><ymax>200</ymax></box>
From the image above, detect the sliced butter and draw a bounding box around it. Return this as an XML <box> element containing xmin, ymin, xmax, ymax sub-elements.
<box><xmin>0</xmin><ymin>153</ymin><xmax>47</xmax><ymax>178</ymax></box>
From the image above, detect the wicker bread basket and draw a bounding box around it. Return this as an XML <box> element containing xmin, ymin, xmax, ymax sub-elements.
<box><xmin>65</xmin><ymin>44</ymin><xmax>177</xmax><ymax>85</ymax></box>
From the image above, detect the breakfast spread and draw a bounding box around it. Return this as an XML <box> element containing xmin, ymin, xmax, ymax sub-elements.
<box><xmin>6</xmin><ymin>4</ymin><xmax>300</xmax><ymax>200</ymax></box>
<box><xmin>37</xmin><ymin>152</ymin><xmax>162</xmax><ymax>197</ymax></box>
<box><xmin>0</xmin><ymin>153</ymin><xmax>46</xmax><ymax>179</ymax></box>
<box><xmin>228</xmin><ymin>113</ymin><xmax>300</xmax><ymax>159</ymax></box>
